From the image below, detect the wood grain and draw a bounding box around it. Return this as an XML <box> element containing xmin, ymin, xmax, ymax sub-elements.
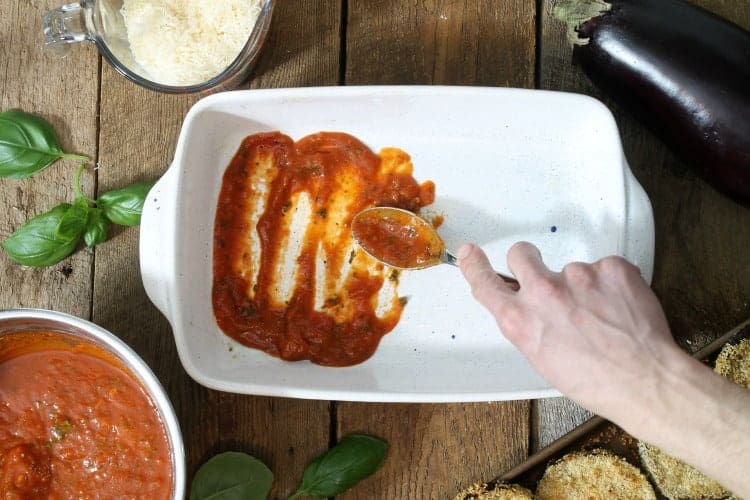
<box><xmin>5</xmin><ymin>0</ymin><xmax>749</xmax><ymax>497</ymax></box>
<box><xmin>0</xmin><ymin>1</ymin><xmax>98</xmax><ymax>316</ymax></box>
<box><xmin>346</xmin><ymin>0</ymin><xmax>536</xmax><ymax>87</ymax></box>
<box><xmin>338</xmin><ymin>402</ymin><xmax>530</xmax><ymax>499</ymax></box>
<box><xmin>92</xmin><ymin>2</ymin><xmax>341</xmax><ymax>498</ymax></box>
<box><xmin>341</xmin><ymin>1</ymin><xmax>536</xmax><ymax>497</ymax></box>
<box><xmin>243</xmin><ymin>0</ymin><xmax>344</xmax><ymax>89</ymax></box>
<box><xmin>532</xmin><ymin>398</ymin><xmax>592</xmax><ymax>451</ymax></box>
<box><xmin>536</xmin><ymin>0</ymin><xmax>750</xmax><ymax>448</ymax></box>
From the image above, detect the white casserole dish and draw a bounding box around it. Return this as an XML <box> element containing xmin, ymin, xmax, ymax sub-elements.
<box><xmin>140</xmin><ymin>86</ymin><xmax>654</xmax><ymax>403</ymax></box>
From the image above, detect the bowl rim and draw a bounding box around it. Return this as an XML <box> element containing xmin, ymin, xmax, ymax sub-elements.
<box><xmin>93</xmin><ymin>0</ymin><xmax>276</xmax><ymax>94</ymax></box>
<box><xmin>0</xmin><ymin>308</ymin><xmax>186</xmax><ymax>499</ymax></box>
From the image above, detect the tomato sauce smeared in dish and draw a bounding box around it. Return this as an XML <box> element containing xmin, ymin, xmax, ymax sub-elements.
<box><xmin>0</xmin><ymin>331</ymin><xmax>173</xmax><ymax>498</ymax></box>
<box><xmin>212</xmin><ymin>132</ymin><xmax>435</xmax><ymax>366</ymax></box>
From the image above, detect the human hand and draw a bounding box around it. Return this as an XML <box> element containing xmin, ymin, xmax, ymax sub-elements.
<box><xmin>457</xmin><ymin>241</ymin><xmax>683</xmax><ymax>427</ymax></box>
<box><xmin>459</xmin><ymin>242</ymin><xmax>750</xmax><ymax>497</ymax></box>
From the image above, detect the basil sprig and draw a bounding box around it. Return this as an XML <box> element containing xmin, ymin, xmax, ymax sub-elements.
<box><xmin>0</xmin><ymin>110</ymin><xmax>156</xmax><ymax>268</ymax></box>
<box><xmin>2</xmin><ymin>166</ymin><xmax>154</xmax><ymax>266</ymax></box>
<box><xmin>189</xmin><ymin>452</ymin><xmax>273</xmax><ymax>500</ymax></box>
<box><xmin>190</xmin><ymin>434</ymin><xmax>388</xmax><ymax>500</ymax></box>
<box><xmin>0</xmin><ymin>109</ymin><xmax>89</xmax><ymax>178</ymax></box>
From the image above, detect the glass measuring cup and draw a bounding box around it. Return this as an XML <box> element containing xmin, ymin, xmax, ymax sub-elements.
<box><xmin>42</xmin><ymin>0</ymin><xmax>276</xmax><ymax>94</ymax></box>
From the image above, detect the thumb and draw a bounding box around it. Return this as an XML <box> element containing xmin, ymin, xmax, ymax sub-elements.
<box><xmin>458</xmin><ymin>243</ymin><xmax>514</xmax><ymax>311</ymax></box>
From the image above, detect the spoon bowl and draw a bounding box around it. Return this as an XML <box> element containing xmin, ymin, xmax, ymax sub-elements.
<box><xmin>351</xmin><ymin>207</ymin><xmax>444</xmax><ymax>270</ymax></box>
<box><xmin>351</xmin><ymin>207</ymin><xmax>518</xmax><ymax>286</ymax></box>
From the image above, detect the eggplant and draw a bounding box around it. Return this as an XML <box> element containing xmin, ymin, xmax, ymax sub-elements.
<box><xmin>554</xmin><ymin>0</ymin><xmax>750</xmax><ymax>202</ymax></box>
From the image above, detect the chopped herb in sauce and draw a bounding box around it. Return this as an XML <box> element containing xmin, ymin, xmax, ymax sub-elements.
<box><xmin>50</xmin><ymin>419</ymin><xmax>73</xmax><ymax>443</ymax></box>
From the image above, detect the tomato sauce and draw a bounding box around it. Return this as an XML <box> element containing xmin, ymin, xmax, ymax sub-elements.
<box><xmin>352</xmin><ymin>208</ymin><xmax>445</xmax><ymax>269</ymax></box>
<box><xmin>0</xmin><ymin>331</ymin><xmax>173</xmax><ymax>499</ymax></box>
<box><xmin>212</xmin><ymin>132</ymin><xmax>435</xmax><ymax>366</ymax></box>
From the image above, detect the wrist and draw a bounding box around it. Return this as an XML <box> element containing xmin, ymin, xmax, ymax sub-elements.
<box><xmin>621</xmin><ymin>350</ymin><xmax>747</xmax><ymax>461</ymax></box>
<box><xmin>611</xmin><ymin>346</ymin><xmax>706</xmax><ymax>443</ymax></box>
<box><xmin>621</xmin><ymin>350</ymin><xmax>750</xmax><ymax>497</ymax></box>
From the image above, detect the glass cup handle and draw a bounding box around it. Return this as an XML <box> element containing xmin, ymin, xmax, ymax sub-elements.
<box><xmin>42</xmin><ymin>2</ymin><xmax>91</xmax><ymax>47</ymax></box>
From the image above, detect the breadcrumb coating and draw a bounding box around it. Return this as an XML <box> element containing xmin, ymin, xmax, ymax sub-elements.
<box><xmin>535</xmin><ymin>449</ymin><xmax>655</xmax><ymax>500</ymax></box>
<box><xmin>453</xmin><ymin>482</ymin><xmax>533</xmax><ymax>499</ymax></box>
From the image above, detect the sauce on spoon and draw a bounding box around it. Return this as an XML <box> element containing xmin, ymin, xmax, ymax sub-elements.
<box><xmin>351</xmin><ymin>207</ymin><xmax>445</xmax><ymax>269</ymax></box>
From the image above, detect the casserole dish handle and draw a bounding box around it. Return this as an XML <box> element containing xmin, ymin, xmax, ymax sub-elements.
<box><xmin>139</xmin><ymin>164</ymin><xmax>179</xmax><ymax>320</ymax></box>
<box><xmin>622</xmin><ymin>160</ymin><xmax>655</xmax><ymax>284</ymax></box>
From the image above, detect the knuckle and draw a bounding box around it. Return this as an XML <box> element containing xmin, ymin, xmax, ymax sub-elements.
<box><xmin>562</xmin><ymin>262</ymin><xmax>596</xmax><ymax>287</ymax></box>
<box><xmin>597</xmin><ymin>255</ymin><xmax>637</xmax><ymax>277</ymax></box>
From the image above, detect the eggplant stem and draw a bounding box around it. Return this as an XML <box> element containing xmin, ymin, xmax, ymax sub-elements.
<box><xmin>552</xmin><ymin>0</ymin><xmax>611</xmax><ymax>46</ymax></box>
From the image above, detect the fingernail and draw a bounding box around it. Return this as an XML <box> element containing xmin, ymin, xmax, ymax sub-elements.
<box><xmin>457</xmin><ymin>243</ymin><xmax>473</xmax><ymax>261</ymax></box>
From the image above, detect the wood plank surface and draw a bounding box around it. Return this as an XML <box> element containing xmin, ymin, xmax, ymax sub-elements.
<box><xmin>3</xmin><ymin>0</ymin><xmax>749</xmax><ymax>498</ymax></box>
<box><xmin>535</xmin><ymin>0</ymin><xmax>750</xmax><ymax>449</ymax></box>
<box><xmin>340</xmin><ymin>1</ymin><xmax>536</xmax><ymax>497</ymax></box>
<box><xmin>0</xmin><ymin>1</ymin><xmax>98</xmax><ymax>316</ymax></box>
<box><xmin>346</xmin><ymin>0</ymin><xmax>535</xmax><ymax>87</ymax></box>
<box><xmin>92</xmin><ymin>2</ymin><xmax>341</xmax><ymax>498</ymax></box>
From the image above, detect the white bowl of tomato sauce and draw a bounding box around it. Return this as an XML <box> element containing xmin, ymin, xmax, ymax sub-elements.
<box><xmin>0</xmin><ymin>309</ymin><xmax>185</xmax><ymax>498</ymax></box>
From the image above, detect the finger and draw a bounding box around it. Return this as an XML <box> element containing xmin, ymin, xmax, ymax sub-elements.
<box><xmin>506</xmin><ymin>241</ymin><xmax>553</xmax><ymax>284</ymax></box>
<box><xmin>458</xmin><ymin>243</ymin><xmax>515</xmax><ymax>310</ymax></box>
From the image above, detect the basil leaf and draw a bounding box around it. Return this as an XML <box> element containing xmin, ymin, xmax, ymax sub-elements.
<box><xmin>2</xmin><ymin>203</ymin><xmax>82</xmax><ymax>267</ymax></box>
<box><xmin>0</xmin><ymin>110</ymin><xmax>88</xmax><ymax>179</ymax></box>
<box><xmin>291</xmin><ymin>434</ymin><xmax>388</xmax><ymax>498</ymax></box>
<box><xmin>190</xmin><ymin>451</ymin><xmax>273</xmax><ymax>500</ymax></box>
<box><xmin>83</xmin><ymin>208</ymin><xmax>110</xmax><ymax>247</ymax></box>
<box><xmin>97</xmin><ymin>181</ymin><xmax>155</xmax><ymax>226</ymax></box>
<box><xmin>57</xmin><ymin>197</ymin><xmax>91</xmax><ymax>240</ymax></box>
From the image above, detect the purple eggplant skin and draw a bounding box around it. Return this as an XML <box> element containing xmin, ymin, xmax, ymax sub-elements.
<box><xmin>558</xmin><ymin>0</ymin><xmax>750</xmax><ymax>202</ymax></box>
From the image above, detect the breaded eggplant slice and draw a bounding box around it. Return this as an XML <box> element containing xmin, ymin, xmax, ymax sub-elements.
<box><xmin>453</xmin><ymin>481</ymin><xmax>533</xmax><ymax>499</ymax></box>
<box><xmin>536</xmin><ymin>448</ymin><xmax>655</xmax><ymax>500</ymax></box>
<box><xmin>637</xmin><ymin>441</ymin><xmax>730</xmax><ymax>499</ymax></box>
<box><xmin>715</xmin><ymin>338</ymin><xmax>750</xmax><ymax>389</ymax></box>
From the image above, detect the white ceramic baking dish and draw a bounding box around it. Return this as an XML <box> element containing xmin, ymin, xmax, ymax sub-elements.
<box><xmin>140</xmin><ymin>86</ymin><xmax>654</xmax><ymax>403</ymax></box>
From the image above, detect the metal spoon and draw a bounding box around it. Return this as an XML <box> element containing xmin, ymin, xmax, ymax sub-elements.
<box><xmin>351</xmin><ymin>206</ymin><xmax>519</xmax><ymax>287</ymax></box>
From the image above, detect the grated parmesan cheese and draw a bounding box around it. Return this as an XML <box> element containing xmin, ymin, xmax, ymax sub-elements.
<box><xmin>121</xmin><ymin>0</ymin><xmax>263</xmax><ymax>86</ymax></box>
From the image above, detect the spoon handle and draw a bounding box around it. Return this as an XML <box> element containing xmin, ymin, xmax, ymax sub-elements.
<box><xmin>443</xmin><ymin>250</ymin><xmax>520</xmax><ymax>289</ymax></box>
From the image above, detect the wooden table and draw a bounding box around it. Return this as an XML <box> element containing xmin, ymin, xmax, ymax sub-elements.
<box><xmin>2</xmin><ymin>1</ymin><xmax>748</xmax><ymax>498</ymax></box>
